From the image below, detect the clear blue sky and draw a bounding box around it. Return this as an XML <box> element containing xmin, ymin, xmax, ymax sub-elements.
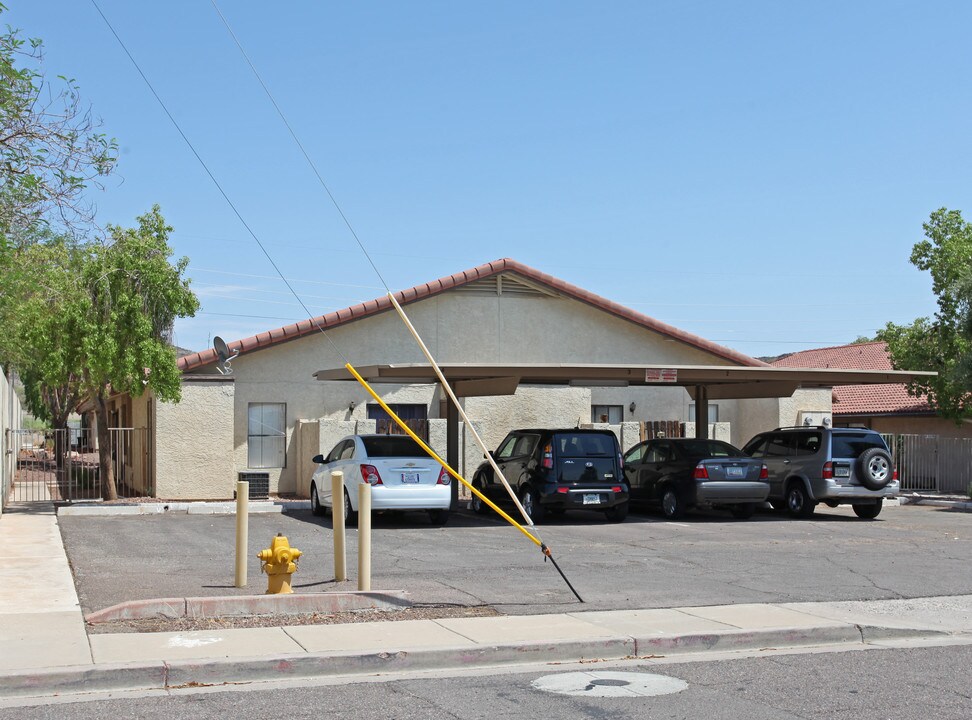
<box><xmin>9</xmin><ymin>1</ymin><xmax>970</xmax><ymax>358</ymax></box>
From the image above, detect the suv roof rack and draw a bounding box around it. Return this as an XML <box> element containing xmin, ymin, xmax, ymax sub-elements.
<box><xmin>773</xmin><ymin>426</ymin><xmax>828</xmax><ymax>431</ymax></box>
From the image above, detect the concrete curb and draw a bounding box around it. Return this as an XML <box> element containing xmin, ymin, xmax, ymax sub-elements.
<box><xmin>84</xmin><ymin>591</ymin><xmax>411</xmax><ymax>623</ymax></box>
<box><xmin>0</xmin><ymin>624</ymin><xmax>949</xmax><ymax>699</ymax></box>
<box><xmin>898</xmin><ymin>496</ymin><xmax>972</xmax><ymax>512</ymax></box>
<box><xmin>57</xmin><ymin>501</ymin><xmax>300</xmax><ymax>517</ymax></box>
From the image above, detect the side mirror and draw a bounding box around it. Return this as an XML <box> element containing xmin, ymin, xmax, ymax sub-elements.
<box><xmin>312</xmin><ymin>454</ymin><xmax>325</xmax><ymax>464</ymax></box>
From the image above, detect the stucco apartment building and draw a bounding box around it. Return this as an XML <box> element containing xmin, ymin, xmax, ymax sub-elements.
<box><xmin>102</xmin><ymin>258</ymin><xmax>833</xmax><ymax>500</ymax></box>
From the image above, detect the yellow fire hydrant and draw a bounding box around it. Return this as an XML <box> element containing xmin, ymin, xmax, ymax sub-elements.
<box><xmin>257</xmin><ymin>533</ymin><xmax>302</xmax><ymax>594</ymax></box>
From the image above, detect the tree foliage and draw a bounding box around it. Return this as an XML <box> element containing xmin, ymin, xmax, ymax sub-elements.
<box><xmin>878</xmin><ymin>208</ymin><xmax>972</xmax><ymax>420</ymax></box>
<box><xmin>79</xmin><ymin>206</ymin><xmax>200</xmax><ymax>499</ymax></box>
<box><xmin>0</xmin><ymin>236</ymin><xmax>86</xmax><ymax>428</ymax></box>
<box><xmin>1</xmin><ymin>206</ymin><xmax>199</xmax><ymax>499</ymax></box>
<box><xmin>0</xmin><ymin>3</ymin><xmax>117</xmax><ymax>251</ymax></box>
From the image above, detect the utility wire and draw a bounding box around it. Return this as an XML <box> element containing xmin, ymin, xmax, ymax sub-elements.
<box><xmin>89</xmin><ymin>0</ymin><xmax>349</xmax><ymax>366</ymax></box>
<box><xmin>208</xmin><ymin>0</ymin><xmax>390</xmax><ymax>294</ymax></box>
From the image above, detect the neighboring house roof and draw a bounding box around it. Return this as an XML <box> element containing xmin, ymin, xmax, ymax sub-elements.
<box><xmin>178</xmin><ymin>258</ymin><xmax>767</xmax><ymax>373</ymax></box>
<box><xmin>771</xmin><ymin>341</ymin><xmax>931</xmax><ymax>415</ymax></box>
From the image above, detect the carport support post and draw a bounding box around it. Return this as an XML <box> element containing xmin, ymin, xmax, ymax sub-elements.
<box><xmin>331</xmin><ymin>470</ymin><xmax>347</xmax><ymax>581</ymax></box>
<box><xmin>446</xmin><ymin>391</ymin><xmax>459</xmax><ymax>510</ymax></box>
<box><xmin>694</xmin><ymin>385</ymin><xmax>709</xmax><ymax>439</ymax></box>
<box><xmin>234</xmin><ymin>481</ymin><xmax>248</xmax><ymax>587</ymax></box>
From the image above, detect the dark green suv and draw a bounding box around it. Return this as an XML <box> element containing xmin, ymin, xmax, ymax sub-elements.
<box><xmin>469</xmin><ymin>428</ymin><xmax>629</xmax><ymax>523</ymax></box>
<box><xmin>742</xmin><ymin>427</ymin><xmax>898</xmax><ymax>519</ymax></box>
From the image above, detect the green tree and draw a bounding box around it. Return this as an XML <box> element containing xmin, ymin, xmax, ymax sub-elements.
<box><xmin>0</xmin><ymin>236</ymin><xmax>87</xmax><ymax>483</ymax></box>
<box><xmin>79</xmin><ymin>206</ymin><xmax>199</xmax><ymax>500</ymax></box>
<box><xmin>878</xmin><ymin>208</ymin><xmax>972</xmax><ymax>420</ymax></box>
<box><xmin>0</xmin><ymin>3</ymin><xmax>117</xmax><ymax>252</ymax></box>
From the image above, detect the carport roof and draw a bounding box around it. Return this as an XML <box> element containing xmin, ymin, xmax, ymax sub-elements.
<box><xmin>314</xmin><ymin>363</ymin><xmax>937</xmax><ymax>400</ymax></box>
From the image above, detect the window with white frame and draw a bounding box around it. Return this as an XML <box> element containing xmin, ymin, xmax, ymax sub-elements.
<box><xmin>688</xmin><ymin>403</ymin><xmax>719</xmax><ymax>424</ymax></box>
<box><xmin>591</xmin><ymin>404</ymin><xmax>623</xmax><ymax>424</ymax></box>
<box><xmin>247</xmin><ymin>403</ymin><xmax>286</xmax><ymax>468</ymax></box>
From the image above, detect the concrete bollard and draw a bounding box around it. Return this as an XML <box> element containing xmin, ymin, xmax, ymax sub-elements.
<box><xmin>331</xmin><ymin>470</ymin><xmax>347</xmax><ymax>581</ymax></box>
<box><xmin>235</xmin><ymin>480</ymin><xmax>249</xmax><ymax>587</ymax></box>
<box><xmin>358</xmin><ymin>482</ymin><xmax>371</xmax><ymax>591</ymax></box>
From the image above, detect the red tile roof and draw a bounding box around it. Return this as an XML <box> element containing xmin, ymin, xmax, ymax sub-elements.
<box><xmin>178</xmin><ymin>258</ymin><xmax>767</xmax><ymax>373</ymax></box>
<box><xmin>772</xmin><ymin>342</ymin><xmax>931</xmax><ymax>415</ymax></box>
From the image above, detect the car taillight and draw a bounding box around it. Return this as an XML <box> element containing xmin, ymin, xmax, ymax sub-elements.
<box><xmin>360</xmin><ymin>464</ymin><xmax>382</xmax><ymax>485</ymax></box>
<box><xmin>760</xmin><ymin>464</ymin><xmax>768</xmax><ymax>480</ymax></box>
<box><xmin>693</xmin><ymin>463</ymin><xmax>708</xmax><ymax>479</ymax></box>
<box><xmin>893</xmin><ymin>467</ymin><xmax>898</xmax><ymax>481</ymax></box>
<box><xmin>556</xmin><ymin>487</ymin><xmax>569</xmax><ymax>494</ymax></box>
<box><xmin>542</xmin><ymin>443</ymin><xmax>553</xmax><ymax>469</ymax></box>
<box><xmin>612</xmin><ymin>486</ymin><xmax>622</xmax><ymax>493</ymax></box>
<box><xmin>822</xmin><ymin>461</ymin><xmax>833</xmax><ymax>480</ymax></box>
<box><xmin>437</xmin><ymin>467</ymin><xmax>451</xmax><ymax>485</ymax></box>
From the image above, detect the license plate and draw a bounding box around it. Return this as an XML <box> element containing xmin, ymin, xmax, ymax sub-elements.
<box><xmin>835</xmin><ymin>466</ymin><xmax>850</xmax><ymax>478</ymax></box>
<box><xmin>583</xmin><ymin>493</ymin><xmax>601</xmax><ymax>505</ymax></box>
<box><xmin>726</xmin><ymin>466</ymin><xmax>744</xmax><ymax>478</ymax></box>
<box><xmin>401</xmin><ymin>472</ymin><xmax>420</xmax><ymax>484</ymax></box>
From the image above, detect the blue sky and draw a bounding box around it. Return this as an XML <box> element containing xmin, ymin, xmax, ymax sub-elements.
<box><xmin>8</xmin><ymin>2</ymin><xmax>970</xmax><ymax>358</ymax></box>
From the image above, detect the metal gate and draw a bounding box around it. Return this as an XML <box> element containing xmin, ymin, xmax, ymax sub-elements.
<box><xmin>3</xmin><ymin>427</ymin><xmax>152</xmax><ymax>503</ymax></box>
<box><xmin>882</xmin><ymin>433</ymin><xmax>972</xmax><ymax>495</ymax></box>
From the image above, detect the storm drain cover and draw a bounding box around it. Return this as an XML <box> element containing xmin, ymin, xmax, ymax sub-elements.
<box><xmin>532</xmin><ymin>671</ymin><xmax>688</xmax><ymax>698</ymax></box>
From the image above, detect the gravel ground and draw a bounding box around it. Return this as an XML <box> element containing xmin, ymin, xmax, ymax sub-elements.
<box><xmin>85</xmin><ymin>603</ymin><xmax>500</xmax><ymax>634</ymax></box>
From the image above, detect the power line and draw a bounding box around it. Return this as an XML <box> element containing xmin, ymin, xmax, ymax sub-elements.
<box><xmin>90</xmin><ymin>0</ymin><xmax>348</xmax><ymax>365</ymax></box>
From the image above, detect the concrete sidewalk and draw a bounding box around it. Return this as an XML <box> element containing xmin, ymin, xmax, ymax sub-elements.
<box><xmin>2</xmin><ymin>502</ymin><xmax>971</xmax><ymax>700</ymax></box>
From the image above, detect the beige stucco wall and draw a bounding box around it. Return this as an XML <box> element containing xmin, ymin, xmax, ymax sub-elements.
<box><xmin>174</xmin><ymin>289</ymin><xmax>805</xmax><ymax>499</ymax></box>
<box><xmin>1</xmin><ymin>371</ymin><xmax>24</xmax><ymax>515</ymax></box>
<box><xmin>849</xmin><ymin>414</ymin><xmax>972</xmax><ymax>439</ymax></box>
<box><xmin>154</xmin><ymin>379</ymin><xmax>235</xmax><ymax>499</ymax></box>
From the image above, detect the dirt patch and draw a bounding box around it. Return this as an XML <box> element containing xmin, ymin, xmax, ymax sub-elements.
<box><xmin>86</xmin><ymin>604</ymin><xmax>500</xmax><ymax>634</ymax></box>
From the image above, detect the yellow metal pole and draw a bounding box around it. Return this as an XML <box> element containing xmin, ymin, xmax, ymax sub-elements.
<box><xmin>386</xmin><ymin>292</ymin><xmax>534</xmax><ymax>527</ymax></box>
<box><xmin>234</xmin><ymin>480</ymin><xmax>248</xmax><ymax>587</ymax></box>
<box><xmin>344</xmin><ymin>362</ymin><xmax>541</xmax><ymax>547</ymax></box>
<box><xmin>331</xmin><ymin>470</ymin><xmax>347</xmax><ymax>581</ymax></box>
<box><xmin>358</xmin><ymin>481</ymin><xmax>371</xmax><ymax>591</ymax></box>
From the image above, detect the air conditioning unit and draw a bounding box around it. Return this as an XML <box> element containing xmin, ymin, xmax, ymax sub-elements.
<box><xmin>237</xmin><ymin>471</ymin><xmax>270</xmax><ymax>499</ymax></box>
<box><xmin>798</xmin><ymin>411</ymin><xmax>832</xmax><ymax>428</ymax></box>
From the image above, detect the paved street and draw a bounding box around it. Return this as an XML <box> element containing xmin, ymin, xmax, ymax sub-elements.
<box><xmin>59</xmin><ymin>503</ymin><xmax>971</xmax><ymax>615</ymax></box>
<box><xmin>2</xmin><ymin>643</ymin><xmax>969</xmax><ymax>717</ymax></box>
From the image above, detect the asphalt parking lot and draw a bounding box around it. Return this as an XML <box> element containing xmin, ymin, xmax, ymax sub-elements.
<box><xmin>59</xmin><ymin>503</ymin><xmax>972</xmax><ymax>616</ymax></box>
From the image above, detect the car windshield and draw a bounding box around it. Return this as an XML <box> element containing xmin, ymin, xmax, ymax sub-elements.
<box><xmin>555</xmin><ymin>433</ymin><xmax>615</xmax><ymax>456</ymax></box>
<box><xmin>361</xmin><ymin>435</ymin><xmax>428</xmax><ymax>458</ymax></box>
<box><xmin>831</xmin><ymin>433</ymin><xmax>886</xmax><ymax>459</ymax></box>
<box><xmin>679</xmin><ymin>440</ymin><xmax>743</xmax><ymax>459</ymax></box>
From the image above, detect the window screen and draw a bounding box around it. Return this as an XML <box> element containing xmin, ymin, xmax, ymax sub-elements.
<box><xmin>247</xmin><ymin>403</ymin><xmax>286</xmax><ymax>468</ymax></box>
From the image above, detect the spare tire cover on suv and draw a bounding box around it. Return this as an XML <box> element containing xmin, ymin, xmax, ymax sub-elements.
<box><xmin>856</xmin><ymin>447</ymin><xmax>893</xmax><ymax>490</ymax></box>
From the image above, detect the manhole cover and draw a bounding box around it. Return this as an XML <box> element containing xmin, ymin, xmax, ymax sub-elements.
<box><xmin>532</xmin><ymin>671</ymin><xmax>688</xmax><ymax>698</ymax></box>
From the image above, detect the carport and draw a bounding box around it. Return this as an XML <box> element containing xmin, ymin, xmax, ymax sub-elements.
<box><xmin>315</xmin><ymin>363</ymin><xmax>935</xmax><ymax>503</ymax></box>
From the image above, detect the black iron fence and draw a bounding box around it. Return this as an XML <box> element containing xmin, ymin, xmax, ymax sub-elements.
<box><xmin>3</xmin><ymin>427</ymin><xmax>152</xmax><ymax>504</ymax></box>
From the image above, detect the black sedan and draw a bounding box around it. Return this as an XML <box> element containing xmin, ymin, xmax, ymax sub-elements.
<box><xmin>623</xmin><ymin>438</ymin><xmax>769</xmax><ymax>519</ymax></box>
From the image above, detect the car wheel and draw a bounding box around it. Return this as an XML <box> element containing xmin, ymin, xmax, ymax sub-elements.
<box><xmin>343</xmin><ymin>489</ymin><xmax>357</xmax><ymax>526</ymax></box>
<box><xmin>470</xmin><ymin>479</ymin><xmax>489</xmax><ymax>515</ymax></box>
<box><xmin>604</xmin><ymin>502</ymin><xmax>628</xmax><ymax>523</ymax></box>
<box><xmin>521</xmin><ymin>487</ymin><xmax>546</xmax><ymax>524</ymax></box>
<box><xmin>852</xmin><ymin>499</ymin><xmax>883</xmax><ymax>519</ymax></box>
<box><xmin>730</xmin><ymin>503</ymin><xmax>755</xmax><ymax>520</ymax></box>
<box><xmin>786</xmin><ymin>482</ymin><xmax>815</xmax><ymax>519</ymax></box>
<box><xmin>428</xmin><ymin>509</ymin><xmax>450</xmax><ymax>525</ymax></box>
<box><xmin>661</xmin><ymin>488</ymin><xmax>684</xmax><ymax>520</ymax></box>
<box><xmin>857</xmin><ymin>448</ymin><xmax>893</xmax><ymax>490</ymax></box>
<box><xmin>310</xmin><ymin>483</ymin><xmax>325</xmax><ymax>517</ymax></box>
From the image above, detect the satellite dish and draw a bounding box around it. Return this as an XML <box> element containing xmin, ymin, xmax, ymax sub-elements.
<box><xmin>213</xmin><ymin>336</ymin><xmax>239</xmax><ymax>375</ymax></box>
